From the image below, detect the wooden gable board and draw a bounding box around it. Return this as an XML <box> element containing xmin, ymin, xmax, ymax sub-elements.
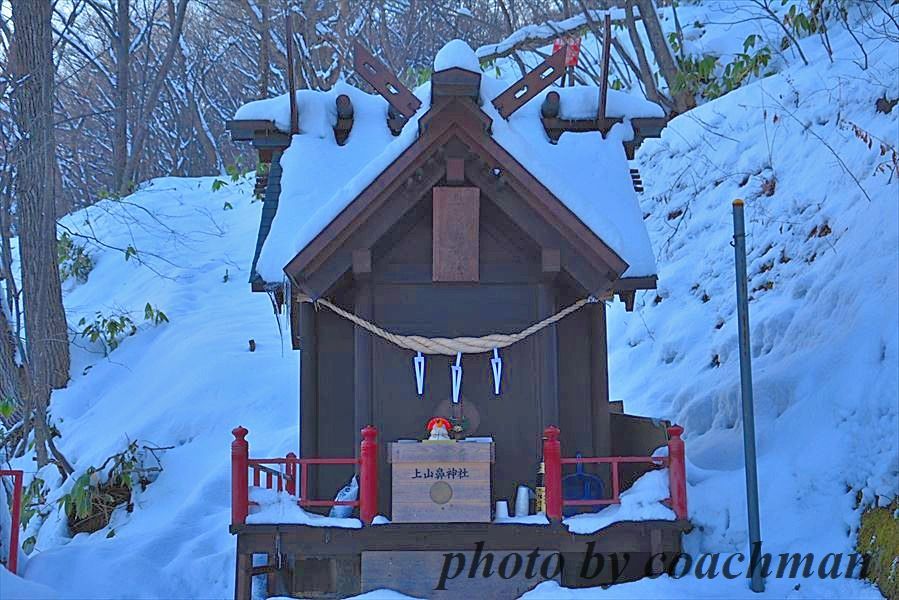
<box><xmin>432</xmin><ymin>187</ymin><xmax>480</xmax><ymax>282</ymax></box>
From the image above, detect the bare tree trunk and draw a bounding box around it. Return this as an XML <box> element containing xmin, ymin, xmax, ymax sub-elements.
<box><xmin>113</xmin><ymin>0</ymin><xmax>130</xmax><ymax>194</ymax></box>
<box><xmin>9</xmin><ymin>0</ymin><xmax>71</xmax><ymax>467</ymax></box>
<box><xmin>633</xmin><ymin>0</ymin><xmax>695</xmax><ymax>113</ymax></box>
<box><xmin>0</xmin><ymin>171</ymin><xmax>24</xmax><ymax>432</ymax></box>
<box><xmin>624</xmin><ymin>0</ymin><xmax>663</xmax><ymax>106</ymax></box>
<box><xmin>0</xmin><ymin>296</ymin><xmax>24</xmax><ymax>429</ymax></box>
<box><xmin>122</xmin><ymin>0</ymin><xmax>188</xmax><ymax>188</ymax></box>
<box><xmin>258</xmin><ymin>0</ymin><xmax>271</xmax><ymax>98</ymax></box>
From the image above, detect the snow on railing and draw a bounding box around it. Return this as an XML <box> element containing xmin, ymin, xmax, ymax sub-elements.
<box><xmin>0</xmin><ymin>469</ymin><xmax>23</xmax><ymax>573</ymax></box>
<box><xmin>231</xmin><ymin>426</ymin><xmax>378</xmax><ymax>526</ymax></box>
<box><xmin>542</xmin><ymin>425</ymin><xmax>688</xmax><ymax>521</ymax></box>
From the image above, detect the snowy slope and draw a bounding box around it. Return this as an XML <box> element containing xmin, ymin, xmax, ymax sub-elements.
<box><xmin>4</xmin><ymin>177</ymin><xmax>300</xmax><ymax>598</ymax></box>
<box><xmin>604</xmin><ymin>3</ymin><xmax>899</xmax><ymax>597</ymax></box>
<box><xmin>1</xmin><ymin>4</ymin><xmax>896</xmax><ymax>600</ymax></box>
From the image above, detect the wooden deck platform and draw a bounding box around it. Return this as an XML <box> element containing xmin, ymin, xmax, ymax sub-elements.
<box><xmin>234</xmin><ymin>519</ymin><xmax>691</xmax><ymax>599</ymax></box>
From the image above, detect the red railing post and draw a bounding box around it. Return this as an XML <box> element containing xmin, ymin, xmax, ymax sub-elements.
<box><xmin>231</xmin><ymin>426</ymin><xmax>249</xmax><ymax>526</ymax></box>
<box><xmin>359</xmin><ymin>426</ymin><xmax>378</xmax><ymax>525</ymax></box>
<box><xmin>543</xmin><ymin>426</ymin><xmax>562</xmax><ymax>521</ymax></box>
<box><xmin>667</xmin><ymin>425</ymin><xmax>688</xmax><ymax>520</ymax></box>
<box><xmin>285</xmin><ymin>452</ymin><xmax>297</xmax><ymax>496</ymax></box>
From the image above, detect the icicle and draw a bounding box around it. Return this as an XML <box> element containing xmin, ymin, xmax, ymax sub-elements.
<box><xmin>451</xmin><ymin>352</ymin><xmax>463</xmax><ymax>404</ymax></box>
<box><xmin>414</xmin><ymin>351</ymin><xmax>425</xmax><ymax>396</ymax></box>
<box><xmin>491</xmin><ymin>348</ymin><xmax>502</xmax><ymax>395</ymax></box>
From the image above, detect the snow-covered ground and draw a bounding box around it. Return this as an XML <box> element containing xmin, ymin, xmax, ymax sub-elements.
<box><xmin>3</xmin><ymin>177</ymin><xmax>300</xmax><ymax>598</ymax></box>
<box><xmin>1</xmin><ymin>2</ymin><xmax>897</xmax><ymax>599</ymax></box>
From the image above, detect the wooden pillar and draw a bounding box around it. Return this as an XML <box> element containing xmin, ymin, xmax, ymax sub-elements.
<box><xmin>591</xmin><ymin>301</ymin><xmax>611</xmax><ymax>457</ymax></box>
<box><xmin>299</xmin><ymin>300</ymin><xmax>318</xmax><ymax>496</ymax></box>
<box><xmin>538</xmin><ymin>252</ymin><xmax>560</xmax><ymax>428</ymax></box>
<box><xmin>234</xmin><ymin>551</ymin><xmax>252</xmax><ymax>600</ymax></box>
<box><xmin>353</xmin><ymin>250</ymin><xmax>373</xmax><ymax>451</ymax></box>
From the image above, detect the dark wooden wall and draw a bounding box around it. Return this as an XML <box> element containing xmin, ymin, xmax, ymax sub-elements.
<box><xmin>299</xmin><ymin>190</ymin><xmax>613</xmax><ymax>516</ymax></box>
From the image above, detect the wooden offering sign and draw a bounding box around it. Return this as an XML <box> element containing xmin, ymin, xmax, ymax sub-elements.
<box><xmin>390</xmin><ymin>441</ymin><xmax>494</xmax><ymax>523</ymax></box>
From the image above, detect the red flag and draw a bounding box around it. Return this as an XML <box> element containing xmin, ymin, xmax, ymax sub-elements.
<box><xmin>552</xmin><ymin>35</ymin><xmax>582</xmax><ymax>67</ymax></box>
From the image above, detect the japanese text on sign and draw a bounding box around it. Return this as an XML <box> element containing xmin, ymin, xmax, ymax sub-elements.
<box><xmin>411</xmin><ymin>467</ymin><xmax>469</xmax><ymax>480</ymax></box>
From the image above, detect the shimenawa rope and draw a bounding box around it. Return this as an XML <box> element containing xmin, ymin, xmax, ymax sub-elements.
<box><xmin>296</xmin><ymin>294</ymin><xmax>599</xmax><ymax>356</ymax></box>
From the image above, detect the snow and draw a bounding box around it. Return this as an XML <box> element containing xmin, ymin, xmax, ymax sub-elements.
<box><xmin>519</xmin><ymin>576</ymin><xmax>882</xmax><ymax>599</ymax></box>
<box><xmin>553</xmin><ymin>85</ymin><xmax>665</xmax><ymax>120</ymax></box>
<box><xmin>603</xmin><ymin>2</ymin><xmax>898</xmax><ymax>598</ymax></box>
<box><xmin>0</xmin><ymin>569</ymin><xmax>60</xmax><ymax>599</ymax></box>
<box><xmin>235</xmin><ymin>40</ymin><xmax>661</xmax><ymax>282</ymax></box>
<box><xmin>247</xmin><ymin>488</ymin><xmax>361</xmax><ymax>528</ymax></box>
<box><xmin>249</xmin><ymin>466</ymin><xmax>671</xmax><ymax>532</ymax></box>
<box><xmin>479</xmin><ymin>74</ymin><xmax>658</xmax><ymax>277</ymax></box>
<box><xmin>433</xmin><ymin>39</ymin><xmax>480</xmax><ymax>73</ymax></box>
<box><xmin>4</xmin><ymin>176</ymin><xmax>299</xmax><ymax>598</ymax></box>
<box><xmin>475</xmin><ymin>9</ymin><xmax>626</xmax><ymax>61</ymax></box>
<box><xmin>563</xmin><ymin>469</ymin><xmax>675</xmax><ymax>534</ymax></box>
<box><xmin>1</xmin><ymin>3</ymin><xmax>896</xmax><ymax>599</ymax></box>
<box><xmin>243</xmin><ymin>84</ymin><xmax>424</xmax><ymax>282</ymax></box>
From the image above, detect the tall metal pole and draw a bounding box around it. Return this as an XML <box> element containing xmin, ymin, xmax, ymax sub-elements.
<box><xmin>732</xmin><ymin>199</ymin><xmax>765</xmax><ymax>593</ymax></box>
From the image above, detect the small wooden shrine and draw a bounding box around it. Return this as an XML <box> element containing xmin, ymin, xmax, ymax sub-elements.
<box><xmin>226</xmin><ymin>35</ymin><xmax>688</xmax><ymax>600</ymax></box>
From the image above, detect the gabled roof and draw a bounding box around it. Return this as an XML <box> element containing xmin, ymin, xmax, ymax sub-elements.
<box><xmin>232</xmin><ymin>41</ymin><xmax>660</xmax><ymax>291</ymax></box>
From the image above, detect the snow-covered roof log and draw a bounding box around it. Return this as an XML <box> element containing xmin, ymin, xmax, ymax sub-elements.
<box><xmin>334</xmin><ymin>94</ymin><xmax>354</xmax><ymax>146</ymax></box>
<box><xmin>540</xmin><ymin>89</ymin><xmax>668</xmax><ymax>147</ymax></box>
<box><xmin>229</xmin><ymin>40</ymin><xmax>665</xmax><ymax>291</ymax></box>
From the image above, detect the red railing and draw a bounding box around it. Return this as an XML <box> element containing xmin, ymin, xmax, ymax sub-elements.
<box><xmin>543</xmin><ymin>425</ymin><xmax>687</xmax><ymax>521</ymax></box>
<box><xmin>231</xmin><ymin>426</ymin><xmax>378</xmax><ymax>526</ymax></box>
<box><xmin>0</xmin><ymin>469</ymin><xmax>23</xmax><ymax>573</ymax></box>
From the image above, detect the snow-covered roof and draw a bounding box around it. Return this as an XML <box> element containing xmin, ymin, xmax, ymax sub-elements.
<box><xmin>233</xmin><ymin>40</ymin><xmax>661</xmax><ymax>283</ymax></box>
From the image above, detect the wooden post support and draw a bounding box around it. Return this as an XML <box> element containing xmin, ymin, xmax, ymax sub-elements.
<box><xmin>667</xmin><ymin>425</ymin><xmax>688</xmax><ymax>520</ymax></box>
<box><xmin>360</xmin><ymin>426</ymin><xmax>378</xmax><ymax>525</ymax></box>
<box><xmin>232</xmin><ymin>426</ymin><xmax>249</xmax><ymax>526</ymax></box>
<box><xmin>285</xmin><ymin>452</ymin><xmax>297</xmax><ymax>496</ymax></box>
<box><xmin>299</xmin><ymin>301</ymin><xmax>318</xmax><ymax>496</ymax></box>
<box><xmin>543</xmin><ymin>426</ymin><xmax>562</xmax><ymax>522</ymax></box>
<box><xmin>597</xmin><ymin>13</ymin><xmax>612</xmax><ymax>134</ymax></box>
<box><xmin>235</xmin><ymin>552</ymin><xmax>252</xmax><ymax>600</ymax></box>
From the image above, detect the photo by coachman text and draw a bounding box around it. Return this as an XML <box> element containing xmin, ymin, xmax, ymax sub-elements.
<box><xmin>434</xmin><ymin>542</ymin><xmax>872</xmax><ymax>590</ymax></box>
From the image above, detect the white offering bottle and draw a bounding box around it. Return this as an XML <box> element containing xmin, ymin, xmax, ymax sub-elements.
<box><xmin>514</xmin><ymin>485</ymin><xmax>531</xmax><ymax>517</ymax></box>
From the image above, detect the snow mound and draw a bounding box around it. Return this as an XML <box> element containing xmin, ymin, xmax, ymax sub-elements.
<box><xmin>434</xmin><ymin>39</ymin><xmax>480</xmax><ymax>73</ymax></box>
<box><xmin>247</xmin><ymin>488</ymin><xmax>361</xmax><ymax>528</ymax></box>
<box><xmin>0</xmin><ymin>569</ymin><xmax>60</xmax><ymax>599</ymax></box>
<box><xmin>564</xmin><ymin>469</ymin><xmax>675</xmax><ymax>534</ymax></box>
